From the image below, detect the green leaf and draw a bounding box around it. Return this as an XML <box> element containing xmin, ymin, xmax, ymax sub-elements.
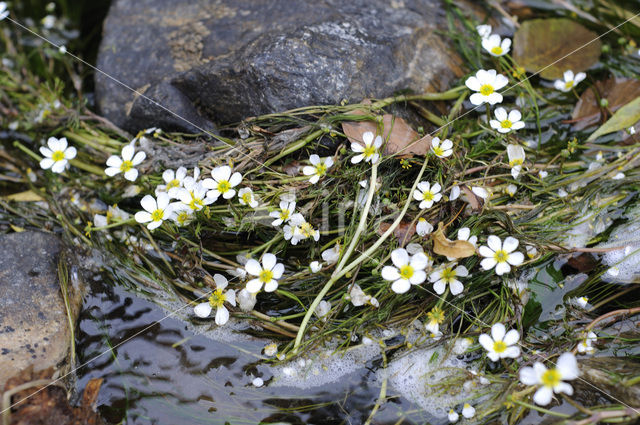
<box><xmin>587</xmin><ymin>96</ymin><xmax>640</xmax><ymax>141</ymax></box>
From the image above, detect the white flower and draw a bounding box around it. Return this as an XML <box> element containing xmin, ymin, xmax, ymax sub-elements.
<box><xmin>519</xmin><ymin>352</ymin><xmax>579</xmax><ymax>406</ymax></box>
<box><xmin>347</xmin><ymin>283</ymin><xmax>377</xmax><ymax>307</ymax></box>
<box><xmin>526</xmin><ymin>245</ymin><xmax>538</xmax><ymax>259</ymax></box>
<box><xmin>577</xmin><ymin>331</ymin><xmax>597</xmax><ymax>354</ymax></box>
<box><xmin>446</xmin><ymin>227</ymin><xmax>477</xmax><ymax>261</ymax></box>
<box><xmin>430</xmin><ymin>137</ymin><xmax>453</xmax><ymax>158</ymax></box>
<box><xmin>238</xmin><ymin>187</ymin><xmax>259</xmax><ymax>208</ymax></box>
<box><xmin>554</xmin><ymin>70</ymin><xmax>586</xmax><ymax>92</ymax></box>
<box><xmin>425</xmin><ymin>306</ymin><xmax>445</xmax><ymax>337</ymax></box>
<box><xmin>270</xmin><ymin>201</ymin><xmax>296</xmax><ymax>226</ymax></box>
<box><xmin>479</xmin><ymin>235</ymin><xmax>524</xmax><ymax>275</ymax></box>
<box><xmin>462</xmin><ymin>403</ymin><xmax>475</xmax><ymax>419</ymax></box>
<box><xmin>193</xmin><ymin>274</ymin><xmax>236</xmax><ymax>326</ymax></box>
<box><xmin>309</xmin><ymin>261</ymin><xmax>322</xmax><ymax>273</ymax></box>
<box><xmin>264</xmin><ymin>343</ymin><xmax>278</xmax><ymax>357</ymax></box>
<box><xmin>293</xmin><ymin>218</ymin><xmax>320</xmax><ymax>244</ymax></box>
<box><xmin>155</xmin><ymin>167</ymin><xmax>187</xmax><ymax>196</ymax></box>
<box><xmin>507</xmin><ymin>144</ymin><xmax>526</xmax><ymax>179</ymax></box>
<box><xmin>134</xmin><ymin>193</ymin><xmax>174</xmax><ymax>230</ymax></box>
<box><xmin>482</xmin><ymin>34</ymin><xmax>511</xmax><ymax>57</ymax></box>
<box><xmin>448</xmin><ymin>409</ymin><xmax>459</xmax><ymax>423</ymax></box>
<box><xmin>406</xmin><ymin>243</ymin><xmax>425</xmax><ymax>255</ymax></box>
<box><xmin>42</xmin><ymin>14</ymin><xmax>55</xmax><ymax>29</ymax></box>
<box><xmin>39</xmin><ymin>137</ymin><xmax>76</xmax><ymax>173</ymax></box>
<box><xmin>574</xmin><ymin>296</ymin><xmax>589</xmax><ymax>309</ymax></box>
<box><xmin>0</xmin><ymin>3</ymin><xmax>9</xmax><ymax>21</ymax></box>
<box><xmin>316</xmin><ymin>300</ymin><xmax>331</xmax><ymax>321</ymax></box>
<box><xmin>202</xmin><ymin>165</ymin><xmax>242</xmax><ymax>200</ymax></box>
<box><xmin>476</xmin><ymin>24</ymin><xmax>492</xmax><ymax>39</ymax></box>
<box><xmin>491</xmin><ymin>108</ymin><xmax>525</xmax><ymax>133</ymax></box>
<box><xmin>450</xmin><ymin>185</ymin><xmax>461</xmax><ymax>200</ymax></box>
<box><xmin>176</xmin><ymin>182</ymin><xmax>216</xmax><ymax>211</ymax></box>
<box><xmin>471</xmin><ymin>186</ymin><xmax>490</xmax><ymax>199</ymax></box>
<box><xmin>612</xmin><ymin>172</ymin><xmax>625</xmax><ymax>180</ymax></box>
<box><xmin>237</xmin><ymin>288</ymin><xmax>257</xmax><ymax>311</ymax></box>
<box><xmin>283</xmin><ymin>213</ymin><xmax>308</xmax><ymax>245</ymax></box>
<box><xmin>302</xmin><ymin>154</ymin><xmax>334</xmax><ymax>184</ymax></box>
<box><xmin>505</xmin><ymin>184</ymin><xmax>518</xmax><ymax>197</ymax></box>
<box><xmin>465</xmin><ymin>69</ymin><xmax>508</xmax><ymax>106</ymax></box>
<box><xmin>381</xmin><ymin>248</ymin><xmax>430</xmax><ymax>294</ymax></box>
<box><xmin>351</xmin><ymin>131</ymin><xmax>382</xmax><ymax>164</ymax></box>
<box><xmin>245</xmin><ymin>253</ymin><xmax>284</xmax><ymax>293</ymax></box>
<box><xmin>413</xmin><ymin>181</ymin><xmax>442</xmax><ymax>209</ymax></box>
<box><xmin>538</xmin><ymin>170</ymin><xmax>548</xmax><ymax>179</ymax></box>
<box><xmin>105</xmin><ymin>144</ymin><xmax>146</xmax><ymax>181</ymax></box>
<box><xmin>479</xmin><ymin>323</ymin><xmax>521</xmax><ymax>361</ymax></box>
<box><xmin>558</xmin><ymin>188</ymin><xmax>568</xmax><ymax>197</ymax></box>
<box><xmin>171</xmin><ymin>205</ymin><xmax>194</xmax><ymax>227</ymax></box>
<box><xmin>416</xmin><ymin>218</ymin><xmax>434</xmax><ymax>237</ymax></box>
<box><xmin>322</xmin><ymin>244</ymin><xmax>340</xmax><ymax>265</ymax></box>
<box><xmin>429</xmin><ymin>263</ymin><xmax>469</xmax><ymax>296</ymax></box>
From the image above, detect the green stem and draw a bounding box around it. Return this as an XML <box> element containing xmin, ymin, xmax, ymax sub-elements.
<box><xmin>262</xmin><ymin>129</ymin><xmax>324</xmax><ymax>169</ymax></box>
<box><xmin>13</xmin><ymin>141</ymin><xmax>41</xmax><ymax>162</ymax></box>
<box><xmin>69</xmin><ymin>159</ymin><xmax>106</xmax><ymax>176</ymax></box>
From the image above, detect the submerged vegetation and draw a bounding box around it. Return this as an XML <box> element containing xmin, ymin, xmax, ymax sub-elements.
<box><xmin>1</xmin><ymin>0</ymin><xmax>640</xmax><ymax>423</ymax></box>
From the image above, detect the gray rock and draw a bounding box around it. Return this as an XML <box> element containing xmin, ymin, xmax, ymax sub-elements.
<box><xmin>0</xmin><ymin>232</ymin><xmax>82</xmax><ymax>388</ymax></box>
<box><xmin>96</xmin><ymin>0</ymin><xmax>463</xmax><ymax>131</ymax></box>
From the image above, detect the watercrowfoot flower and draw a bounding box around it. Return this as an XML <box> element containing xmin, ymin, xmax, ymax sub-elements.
<box><xmin>351</xmin><ymin>131</ymin><xmax>382</xmax><ymax>164</ymax></box>
<box><xmin>155</xmin><ymin>167</ymin><xmax>187</xmax><ymax>196</ymax></box>
<box><xmin>505</xmin><ymin>184</ymin><xmax>518</xmax><ymax>197</ymax></box>
<box><xmin>416</xmin><ymin>218</ymin><xmax>434</xmax><ymax>237</ymax></box>
<box><xmin>519</xmin><ymin>352</ymin><xmax>579</xmax><ymax>406</ymax></box>
<box><xmin>462</xmin><ymin>404</ymin><xmax>476</xmax><ymax>419</ymax></box>
<box><xmin>176</xmin><ymin>182</ymin><xmax>216</xmax><ymax>212</ymax></box>
<box><xmin>465</xmin><ymin>69</ymin><xmax>508</xmax><ymax>106</ymax></box>
<box><xmin>482</xmin><ymin>34</ymin><xmax>511</xmax><ymax>57</ymax></box>
<box><xmin>430</xmin><ymin>137</ymin><xmax>453</xmax><ymax>158</ymax></box>
<box><xmin>105</xmin><ymin>143</ymin><xmax>146</xmax><ymax>181</ymax></box>
<box><xmin>347</xmin><ymin>283</ymin><xmax>379</xmax><ymax>307</ymax></box>
<box><xmin>538</xmin><ymin>170</ymin><xmax>548</xmax><ymax>179</ymax></box>
<box><xmin>476</xmin><ymin>24</ymin><xmax>492</xmax><ymax>39</ymax></box>
<box><xmin>193</xmin><ymin>274</ymin><xmax>237</xmax><ymax>325</ymax></box>
<box><xmin>382</xmin><ymin>248</ymin><xmax>430</xmax><ymax>294</ymax></box>
<box><xmin>450</xmin><ymin>185</ymin><xmax>461</xmax><ymax>200</ymax></box>
<box><xmin>553</xmin><ymin>70</ymin><xmax>586</xmax><ymax>92</ymax></box>
<box><xmin>237</xmin><ymin>288</ymin><xmax>257</xmax><ymax>311</ymax></box>
<box><xmin>479</xmin><ymin>235</ymin><xmax>524</xmax><ymax>275</ymax></box>
<box><xmin>577</xmin><ymin>331</ymin><xmax>597</xmax><ymax>354</ymax></box>
<box><xmin>429</xmin><ymin>263</ymin><xmax>469</xmax><ymax>296</ymax></box>
<box><xmin>425</xmin><ymin>306</ymin><xmax>444</xmax><ymax>338</ymax></box>
<box><xmin>0</xmin><ymin>2</ymin><xmax>9</xmax><ymax>20</ymax></box>
<box><xmin>245</xmin><ymin>253</ymin><xmax>284</xmax><ymax>293</ymax></box>
<box><xmin>322</xmin><ymin>244</ymin><xmax>340</xmax><ymax>265</ymax></box>
<box><xmin>309</xmin><ymin>261</ymin><xmax>322</xmax><ymax>273</ymax></box>
<box><xmin>292</xmin><ymin>218</ymin><xmax>320</xmax><ymax>244</ymax></box>
<box><xmin>39</xmin><ymin>137</ymin><xmax>76</xmax><ymax>173</ymax></box>
<box><xmin>413</xmin><ymin>181</ymin><xmax>442</xmax><ymax>209</ymax></box>
<box><xmin>448</xmin><ymin>409</ymin><xmax>459</xmax><ymax>423</ymax></box>
<box><xmin>479</xmin><ymin>323</ymin><xmax>521</xmax><ymax>361</ymax></box>
<box><xmin>507</xmin><ymin>144</ymin><xmax>526</xmax><ymax>179</ymax></box>
<box><xmin>238</xmin><ymin>187</ymin><xmax>259</xmax><ymax>208</ymax></box>
<box><xmin>270</xmin><ymin>200</ymin><xmax>296</xmax><ymax>226</ymax></box>
<box><xmin>203</xmin><ymin>165</ymin><xmax>242</xmax><ymax>200</ymax></box>
<box><xmin>171</xmin><ymin>205</ymin><xmax>193</xmax><ymax>227</ymax></box>
<box><xmin>283</xmin><ymin>213</ymin><xmax>305</xmax><ymax>244</ymax></box>
<box><xmin>302</xmin><ymin>154</ymin><xmax>334</xmax><ymax>184</ymax></box>
<box><xmin>490</xmin><ymin>108</ymin><xmax>525</xmax><ymax>133</ymax></box>
<box><xmin>134</xmin><ymin>193</ymin><xmax>174</xmax><ymax>230</ymax></box>
<box><xmin>315</xmin><ymin>300</ymin><xmax>331</xmax><ymax>321</ymax></box>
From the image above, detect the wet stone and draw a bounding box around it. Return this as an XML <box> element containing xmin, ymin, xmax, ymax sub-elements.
<box><xmin>96</xmin><ymin>0</ymin><xmax>464</xmax><ymax>132</ymax></box>
<box><xmin>0</xmin><ymin>232</ymin><xmax>77</xmax><ymax>388</ymax></box>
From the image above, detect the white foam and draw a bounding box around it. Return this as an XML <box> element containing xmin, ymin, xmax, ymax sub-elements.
<box><xmin>598</xmin><ymin>206</ymin><xmax>640</xmax><ymax>284</ymax></box>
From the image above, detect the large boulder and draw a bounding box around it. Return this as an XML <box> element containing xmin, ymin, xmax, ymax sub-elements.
<box><xmin>0</xmin><ymin>232</ymin><xmax>83</xmax><ymax>388</ymax></box>
<box><xmin>96</xmin><ymin>0</ymin><xmax>463</xmax><ymax>132</ymax></box>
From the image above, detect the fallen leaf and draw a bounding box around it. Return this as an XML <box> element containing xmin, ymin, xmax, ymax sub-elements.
<box><xmin>460</xmin><ymin>185</ymin><xmax>483</xmax><ymax>211</ymax></box>
<box><xmin>587</xmin><ymin>96</ymin><xmax>640</xmax><ymax>141</ymax></box>
<box><xmin>571</xmin><ymin>78</ymin><xmax>640</xmax><ymax>131</ymax></box>
<box><xmin>432</xmin><ymin>222</ymin><xmax>476</xmax><ymax>258</ymax></box>
<box><xmin>378</xmin><ymin>220</ymin><xmax>416</xmax><ymax>247</ymax></box>
<box><xmin>342</xmin><ymin>113</ymin><xmax>431</xmax><ymax>158</ymax></box>
<box><xmin>513</xmin><ymin>19</ymin><xmax>601</xmax><ymax>80</ymax></box>
<box><xmin>3</xmin><ymin>190</ymin><xmax>44</xmax><ymax>202</ymax></box>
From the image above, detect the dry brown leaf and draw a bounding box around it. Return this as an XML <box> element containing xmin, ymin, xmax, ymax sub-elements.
<box><xmin>513</xmin><ymin>18</ymin><xmax>601</xmax><ymax>80</ymax></box>
<box><xmin>378</xmin><ymin>220</ymin><xmax>416</xmax><ymax>247</ymax></box>
<box><xmin>571</xmin><ymin>77</ymin><xmax>640</xmax><ymax>131</ymax></box>
<box><xmin>342</xmin><ymin>113</ymin><xmax>431</xmax><ymax>158</ymax></box>
<box><xmin>460</xmin><ymin>185</ymin><xmax>483</xmax><ymax>211</ymax></box>
<box><xmin>432</xmin><ymin>222</ymin><xmax>476</xmax><ymax>259</ymax></box>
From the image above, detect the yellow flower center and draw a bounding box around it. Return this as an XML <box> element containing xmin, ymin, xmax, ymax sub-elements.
<box><xmin>427</xmin><ymin>306</ymin><xmax>445</xmax><ymax>324</ymax></box>
<box><xmin>423</xmin><ymin>191</ymin><xmax>434</xmax><ymax>201</ymax></box>
<box><xmin>120</xmin><ymin>160</ymin><xmax>133</xmax><ymax>172</ymax></box>
<box><xmin>493</xmin><ymin>340</ymin><xmax>507</xmax><ymax>353</ymax></box>
<box><xmin>242</xmin><ymin>192</ymin><xmax>253</xmax><ymax>204</ymax></box>
<box><xmin>151</xmin><ymin>209</ymin><xmax>164</xmax><ymax>222</ymax></box>
<box><xmin>441</xmin><ymin>267</ymin><xmax>456</xmax><ymax>282</ymax></box>
<box><xmin>491</xmin><ymin>46</ymin><xmax>503</xmax><ymax>55</ymax></box>
<box><xmin>399</xmin><ymin>264</ymin><xmax>414</xmax><ymax>279</ymax></box>
<box><xmin>51</xmin><ymin>150</ymin><xmax>65</xmax><ymax>161</ymax></box>
<box><xmin>509</xmin><ymin>159</ymin><xmax>524</xmax><ymax>166</ymax></box>
<box><xmin>299</xmin><ymin>222</ymin><xmax>315</xmax><ymax>238</ymax></box>
<box><xmin>501</xmin><ymin>120</ymin><xmax>513</xmax><ymax>129</ymax></box>
<box><xmin>480</xmin><ymin>84</ymin><xmax>494</xmax><ymax>96</ymax></box>
<box><xmin>189</xmin><ymin>197</ymin><xmax>204</xmax><ymax>210</ymax></box>
<box><xmin>259</xmin><ymin>269</ymin><xmax>273</xmax><ymax>283</ymax></box>
<box><xmin>217</xmin><ymin>180</ymin><xmax>231</xmax><ymax>193</ymax></box>
<box><xmin>208</xmin><ymin>288</ymin><xmax>226</xmax><ymax>308</ymax></box>
<box><xmin>315</xmin><ymin>163</ymin><xmax>327</xmax><ymax>176</ymax></box>
<box><xmin>541</xmin><ymin>368</ymin><xmax>561</xmax><ymax>388</ymax></box>
<box><xmin>176</xmin><ymin>211</ymin><xmax>190</xmax><ymax>225</ymax></box>
<box><xmin>494</xmin><ymin>249</ymin><xmax>508</xmax><ymax>263</ymax></box>
<box><xmin>564</xmin><ymin>81</ymin><xmax>574</xmax><ymax>90</ymax></box>
<box><xmin>279</xmin><ymin>209</ymin><xmax>290</xmax><ymax>221</ymax></box>
<box><xmin>363</xmin><ymin>145</ymin><xmax>376</xmax><ymax>158</ymax></box>
<box><xmin>433</xmin><ymin>146</ymin><xmax>444</xmax><ymax>156</ymax></box>
<box><xmin>166</xmin><ymin>179</ymin><xmax>180</xmax><ymax>190</ymax></box>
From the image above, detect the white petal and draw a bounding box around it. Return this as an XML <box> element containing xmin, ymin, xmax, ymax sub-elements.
<box><xmin>478</xmin><ymin>246</ymin><xmax>494</xmax><ymax>258</ymax></box>
<box><xmin>226</xmin><ymin>290</ymin><xmax>236</xmax><ymax>307</ymax></box>
<box><xmin>134</xmin><ymin>211</ymin><xmax>152</xmax><ymax>223</ymax></box>
<box><xmin>469</xmin><ymin>93</ymin><xmax>485</xmax><ymax>105</ymax></box>
<box><xmin>480</xmin><ymin>258</ymin><xmax>497</xmax><ymax>270</ymax></box>
<box><xmin>391</xmin><ymin>248</ymin><xmax>409</xmax><ymax>268</ymax></box>
<box><xmin>51</xmin><ymin>160</ymin><xmax>67</xmax><ymax>173</ymax></box>
<box><xmin>494</xmin><ymin>107</ymin><xmax>507</xmax><ymax>121</ymax></box>
<box><xmin>391</xmin><ymin>279</ymin><xmax>411</xmax><ymax>294</ymax></box>
<box><xmin>487</xmin><ymin>92</ymin><xmax>503</xmax><ymax>104</ymax></box>
<box><xmin>106</xmin><ymin>155</ymin><xmax>122</xmax><ymax>167</ymax></box>
<box><xmin>450</xmin><ymin>280</ymin><xmax>464</xmax><ymax>295</ymax></box>
<box><xmin>441</xmin><ymin>139</ymin><xmax>453</xmax><ymax>150</ymax></box>
<box><xmin>213</xmin><ymin>273</ymin><xmax>228</xmax><ymax>290</ymax></box>
<box><xmin>465</xmin><ymin>76</ymin><xmax>481</xmax><ymax>92</ymax></box>
<box><xmin>507</xmin><ymin>251</ymin><xmax>524</xmax><ymax>266</ymax></box>
<box><xmin>495</xmin><ymin>262</ymin><xmax>511</xmax><ymax>275</ymax></box>
<box><xmin>212</xmin><ymin>165</ymin><xmax>231</xmax><ymax>182</ymax></box>
<box><xmin>410</xmin><ymin>253</ymin><xmax>429</xmax><ymax>269</ymax></box>
<box><xmin>557</xmin><ymin>352</ymin><xmax>579</xmax><ymax>380</ymax></box>
<box><xmin>554</xmin><ymin>382</ymin><xmax>573</xmax><ymax>396</ymax></box>
<box><xmin>454</xmin><ymin>265</ymin><xmax>469</xmax><ymax>277</ymax></box>
<box><xmin>533</xmin><ymin>387</ymin><xmax>553</xmax><ymax>406</ymax></box>
<box><xmin>194</xmin><ymin>303</ymin><xmax>212</xmax><ymax>318</ymax></box>
<box><xmin>519</xmin><ymin>366</ymin><xmax>539</xmax><ymax>386</ymax></box>
<box><xmin>229</xmin><ymin>172</ymin><xmax>242</xmax><ymax>187</ymax></box>
<box><xmin>302</xmin><ymin>165</ymin><xmax>316</xmax><ymax>176</ymax></box>
<box><xmin>309</xmin><ymin>154</ymin><xmax>320</xmax><ymax>165</ymax></box>
<box><xmin>487</xmin><ymin>235</ymin><xmax>502</xmax><ymax>252</ymax></box>
<box><xmin>124</xmin><ymin>168</ymin><xmax>139</xmax><ymax>181</ymax></box>
<box><xmin>271</xmin><ymin>263</ymin><xmax>285</xmax><ymax>279</ymax></box>
<box><xmin>362</xmin><ymin>131</ymin><xmax>374</xmax><ymax>145</ymax></box>
<box><xmin>433</xmin><ymin>279</ymin><xmax>446</xmax><ymax>295</ymax></box>
<box><xmin>508</xmin><ymin>110</ymin><xmax>522</xmax><ymax>122</ymax></box>
<box><xmin>491</xmin><ymin>323</ymin><xmax>506</xmax><ymax>341</ymax></box>
<box><xmin>245</xmin><ymin>259</ymin><xmax>262</xmax><ymax>276</ymax></box>
<box><xmin>503</xmin><ymin>236</ymin><xmax>519</xmax><ymax>253</ymax></box>
<box><xmin>246</xmin><ymin>278</ymin><xmax>262</xmax><ymax>293</ymax></box>
<box><xmin>457</xmin><ymin>227</ymin><xmax>470</xmax><ymax>241</ymax></box>
<box><xmin>351</xmin><ymin>154</ymin><xmax>364</xmax><ymax>164</ymax></box>
<box><xmin>503</xmin><ymin>346</ymin><xmax>521</xmax><ymax>358</ymax></box>
<box><xmin>262</xmin><ymin>253</ymin><xmax>277</xmax><ymax>270</ymax></box>
<box><xmin>147</xmin><ymin>220</ymin><xmax>162</xmax><ymax>230</ymax></box>
<box><xmin>40</xmin><ymin>158</ymin><xmax>54</xmax><ymax>170</ymax></box>
<box><xmin>409</xmin><ymin>270</ymin><xmax>426</xmax><ymax>285</ymax></box>
<box><xmin>121</xmin><ymin>144</ymin><xmax>134</xmax><ymax>161</ymax></box>
<box><xmin>503</xmin><ymin>329</ymin><xmax>520</xmax><ymax>345</ymax></box>
<box><xmin>264</xmin><ymin>280</ymin><xmax>278</xmax><ymax>292</ymax></box>
<box><xmin>65</xmin><ymin>146</ymin><xmax>77</xmax><ymax>159</ymax></box>
<box><xmin>381</xmin><ymin>266</ymin><xmax>400</xmax><ymax>281</ymax></box>
<box><xmin>487</xmin><ymin>352</ymin><xmax>500</xmax><ymax>362</ymax></box>
<box><xmin>215</xmin><ymin>306</ymin><xmax>230</xmax><ymax>325</ymax></box>
<box><xmin>563</xmin><ymin>70</ymin><xmax>574</xmax><ymax>81</ymax></box>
